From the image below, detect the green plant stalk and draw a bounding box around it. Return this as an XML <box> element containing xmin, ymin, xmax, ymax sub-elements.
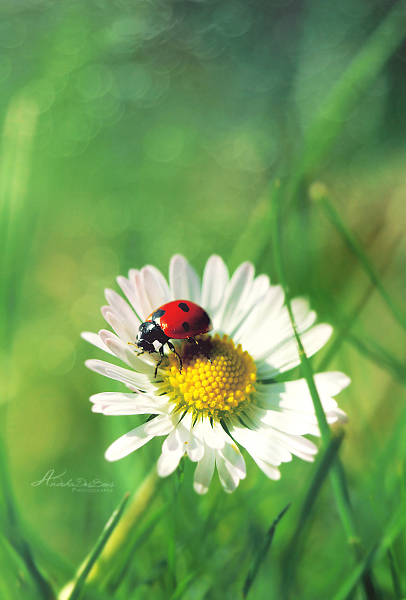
<box><xmin>91</xmin><ymin>467</ymin><xmax>162</xmax><ymax>584</ymax></box>
<box><xmin>271</xmin><ymin>186</ymin><xmax>330</xmax><ymax>444</ymax></box>
<box><xmin>106</xmin><ymin>503</ymin><xmax>169</xmax><ymax>594</ymax></box>
<box><xmin>271</xmin><ymin>191</ymin><xmax>381</xmax><ymax>597</ymax></box>
<box><xmin>59</xmin><ymin>466</ymin><xmax>162</xmax><ymax>598</ymax></box>
<box><xmin>60</xmin><ymin>493</ymin><xmax>129</xmax><ymax>600</ymax></box>
<box><xmin>311</xmin><ymin>183</ymin><xmax>406</xmax><ymax>334</ymax></box>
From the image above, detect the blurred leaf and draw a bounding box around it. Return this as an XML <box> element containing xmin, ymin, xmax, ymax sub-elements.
<box><xmin>288</xmin><ymin>0</ymin><xmax>406</xmax><ymax>200</ymax></box>
<box><xmin>59</xmin><ymin>492</ymin><xmax>129</xmax><ymax>600</ymax></box>
<box><xmin>243</xmin><ymin>503</ymin><xmax>291</xmax><ymax>598</ymax></box>
<box><xmin>310</xmin><ymin>183</ymin><xmax>406</xmax><ymax>334</ymax></box>
<box><xmin>282</xmin><ymin>432</ymin><xmax>344</xmax><ymax>595</ymax></box>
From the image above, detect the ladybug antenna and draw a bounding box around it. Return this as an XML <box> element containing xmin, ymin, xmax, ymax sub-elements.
<box><xmin>167</xmin><ymin>341</ymin><xmax>183</xmax><ymax>373</ymax></box>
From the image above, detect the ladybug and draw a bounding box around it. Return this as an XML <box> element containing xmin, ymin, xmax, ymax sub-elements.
<box><xmin>135</xmin><ymin>300</ymin><xmax>212</xmax><ymax>377</ymax></box>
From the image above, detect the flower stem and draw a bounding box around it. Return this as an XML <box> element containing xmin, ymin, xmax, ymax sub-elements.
<box><xmin>271</xmin><ymin>188</ymin><xmax>379</xmax><ymax>598</ymax></box>
<box><xmin>58</xmin><ymin>467</ymin><xmax>163</xmax><ymax>599</ymax></box>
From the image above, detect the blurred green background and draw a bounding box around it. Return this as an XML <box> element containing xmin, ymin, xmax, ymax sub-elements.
<box><xmin>1</xmin><ymin>0</ymin><xmax>406</xmax><ymax>598</ymax></box>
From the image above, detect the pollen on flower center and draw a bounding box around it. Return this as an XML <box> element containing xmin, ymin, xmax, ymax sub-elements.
<box><xmin>162</xmin><ymin>333</ymin><xmax>257</xmax><ymax>420</ymax></box>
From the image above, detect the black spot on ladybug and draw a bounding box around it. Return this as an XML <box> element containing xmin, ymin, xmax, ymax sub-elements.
<box><xmin>152</xmin><ymin>309</ymin><xmax>166</xmax><ymax>320</ymax></box>
<box><xmin>178</xmin><ymin>302</ymin><xmax>189</xmax><ymax>312</ymax></box>
<box><xmin>182</xmin><ymin>321</ymin><xmax>190</xmax><ymax>332</ymax></box>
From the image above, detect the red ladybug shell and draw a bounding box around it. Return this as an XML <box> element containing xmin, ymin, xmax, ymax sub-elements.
<box><xmin>146</xmin><ymin>300</ymin><xmax>212</xmax><ymax>339</ymax></box>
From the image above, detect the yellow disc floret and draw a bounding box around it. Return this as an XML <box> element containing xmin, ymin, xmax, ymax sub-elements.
<box><xmin>161</xmin><ymin>334</ymin><xmax>256</xmax><ymax>420</ymax></box>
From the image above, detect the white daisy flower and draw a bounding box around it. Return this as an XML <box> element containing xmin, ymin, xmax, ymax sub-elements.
<box><xmin>82</xmin><ymin>255</ymin><xmax>349</xmax><ymax>494</ymax></box>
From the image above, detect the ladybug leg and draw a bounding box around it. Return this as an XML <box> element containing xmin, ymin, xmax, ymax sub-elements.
<box><xmin>154</xmin><ymin>345</ymin><xmax>165</xmax><ymax>378</ymax></box>
<box><xmin>167</xmin><ymin>341</ymin><xmax>183</xmax><ymax>373</ymax></box>
<box><xmin>187</xmin><ymin>337</ymin><xmax>212</xmax><ymax>363</ymax></box>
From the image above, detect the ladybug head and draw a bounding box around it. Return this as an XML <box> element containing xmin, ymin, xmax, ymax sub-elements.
<box><xmin>136</xmin><ymin>321</ymin><xmax>169</xmax><ymax>353</ymax></box>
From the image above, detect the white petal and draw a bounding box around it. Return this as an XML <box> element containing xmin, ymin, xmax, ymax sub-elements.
<box><xmin>157</xmin><ymin>452</ymin><xmax>183</xmax><ymax>477</ymax></box>
<box><xmin>99</xmin><ymin>330</ymin><xmax>155</xmax><ymax>375</ymax></box>
<box><xmin>269</xmin><ymin>429</ymin><xmax>318</xmax><ymax>457</ymax></box>
<box><xmin>132</xmin><ymin>270</ymin><xmax>156</xmax><ymax>320</ymax></box>
<box><xmin>258</xmin><ymin>324</ymin><xmax>333</xmax><ymax>379</ymax></box>
<box><xmin>81</xmin><ymin>331</ymin><xmax>115</xmax><ymax>356</ymax></box>
<box><xmin>256</xmin><ymin>371</ymin><xmax>349</xmax><ymax>412</ymax></box>
<box><xmin>251</xmin><ymin>456</ymin><xmax>281</xmax><ymax>480</ymax></box>
<box><xmin>199</xmin><ymin>419</ymin><xmax>226</xmax><ymax>449</ymax></box>
<box><xmin>105</xmin><ymin>288</ymin><xmax>141</xmax><ymax>333</ymax></box>
<box><xmin>200</xmin><ymin>255</ymin><xmax>229</xmax><ymax>317</ymax></box>
<box><xmin>227</xmin><ymin>274</ymin><xmax>271</xmax><ymax>338</ymax></box>
<box><xmin>116</xmin><ymin>275</ymin><xmax>139</xmax><ymax>316</ymax></box>
<box><xmin>105</xmin><ymin>423</ymin><xmax>154</xmax><ymax>461</ymax></box>
<box><xmin>334</xmin><ymin>408</ymin><xmax>348</xmax><ymax>424</ymax></box>
<box><xmin>194</xmin><ymin>444</ymin><xmax>215</xmax><ymax>494</ymax></box>
<box><xmin>220</xmin><ymin>441</ymin><xmax>246</xmax><ymax>478</ymax></box>
<box><xmin>230</xmin><ymin>425</ymin><xmax>290</xmax><ymax>465</ymax></box>
<box><xmin>85</xmin><ymin>359</ymin><xmax>157</xmax><ymax>392</ymax></box>
<box><xmin>101</xmin><ymin>307</ymin><xmax>135</xmax><ymax>344</ymax></box>
<box><xmin>259</xmin><ymin>410</ymin><xmax>314</xmax><ymax>435</ymax></box>
<box><xmin>242</xmin><ymin>298</ymin><xmax>316</xmax><ymax>363</ymax></box>
<box><xmin>90</xmin><ymin>391</ymin><xmax>167</xmax><ymax>406</ymax></box>
<box><xmin>232</xmin><ymin>284</ymin><xmax>284</xmax><ymax>345</ymax></box>
<box><xmin>186</xmin><ymin>426</ymin><xmax>205</xmax><ymax>462</ymax></box>
<box><xmin>215</xmin><ymin>262</ymin><xmax>255</xmax><ymax>332</ymax></box>
<box><xmin>140</xmin><ymin>265</ymin><xmax>172</xmax><ymax>312</ymax></box>
<box><xmin>99</xmin><ymin>405</ymin><xmax>157</xmax><ymax>416</ymax></box>
<box><xmin>157</xmin><ymin>424</ymin><xmax>189</xmax><ymax>477</ymax></box>
<box><xmin>144</xmin><ymin>415</ymin><xmax>175</xmax><ymax>436</ymax></box>
<box><xmin>215</xmin><ymin>444</ymin><xmax>245</xmax><ymax>493</ymax></box>
<box><xmin>90</xmin><ymin>392</ymin><xmax>165</xmax><ymax>416</ymax></box>
<box><xmin>169</xmin><ymin>255</ymin><xmax>201</xmax><ymax>303</ymax></box>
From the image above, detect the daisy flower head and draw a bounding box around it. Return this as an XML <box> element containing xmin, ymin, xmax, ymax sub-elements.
<box><xmin>83</xmin><ymin>255</ymin><xmax>349</xmax><ymax>494</ymax></box>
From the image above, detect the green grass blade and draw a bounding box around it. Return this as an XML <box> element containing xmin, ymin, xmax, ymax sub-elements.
<box><xmin>331</xmin><ymin>544</ymin><xmax>380</xmax><ymax>600</ymax></box>
<box><xmin>271</xmin><ymin>189</ymin><xmax>383</xmax><ymax>599</ymax></box>
<box><xmin>0</xmin><ymin>531</ymin><xmax>44</xmax><ymax>600</ymax></box>
<box><xmin>346</xmin><ymin>332</ymin><xmax>406</xmax><ymax>385</ymax></box>
<box><xmin>242</xmin><ymin>503</ymin><xmax>291</xmax><ymax>598</ymax></box>
<box><xmin>169</xmin><ymin>572</ymin><xmax>197</xmax><ymax>600</ymax></box>
<box><xmin>387</xmin><ymin>547</ymin><xmax>403</xmax><ymax>600</ymax></box>
<box><xmin>106</xmin><ymin>504</ymin><xmax>169</xmax><ymax>594</ymax></box>
<box><xmin>314</xmin><ymin>286</ymin><xmax>406</xmax><ymax>384</ymax></box>
<box><xmin>60</xmin><ymin>492</ymin><xmax>129</xmax><ymax>600</ymax></box>
<box><xmin>86</xmin><ymin>467</ymin><xmax>162</xmax><ymax>590</ymax></box>
<box><xmin>271</xmin><ymin>188</ymin><xmax>330</xmax><ymax>444</ymax></box>
<box><xmin>317</xmin><ymin>233</ymin><xmax>403</xmax><ymax>372</ymax></box>
<box><xmin>332</xmin><ymin>502</ymin><xmax>406</xmax><ymax>600</ymax></box>
<box><xmin>310</xmin><ymin>183</ymin><xmax>406</xmax><ymax>333</ymax></box>
<box><xmin>0</xmin><ymin>424</ymin><xmax>56</xmax><ymax>600</ymax></box>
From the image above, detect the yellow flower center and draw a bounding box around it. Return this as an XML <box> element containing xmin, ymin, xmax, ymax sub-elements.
<box><xmin>161</xmin><ymin>334</ymin><xmax>257</xmax><ymax>420</ymax></box>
